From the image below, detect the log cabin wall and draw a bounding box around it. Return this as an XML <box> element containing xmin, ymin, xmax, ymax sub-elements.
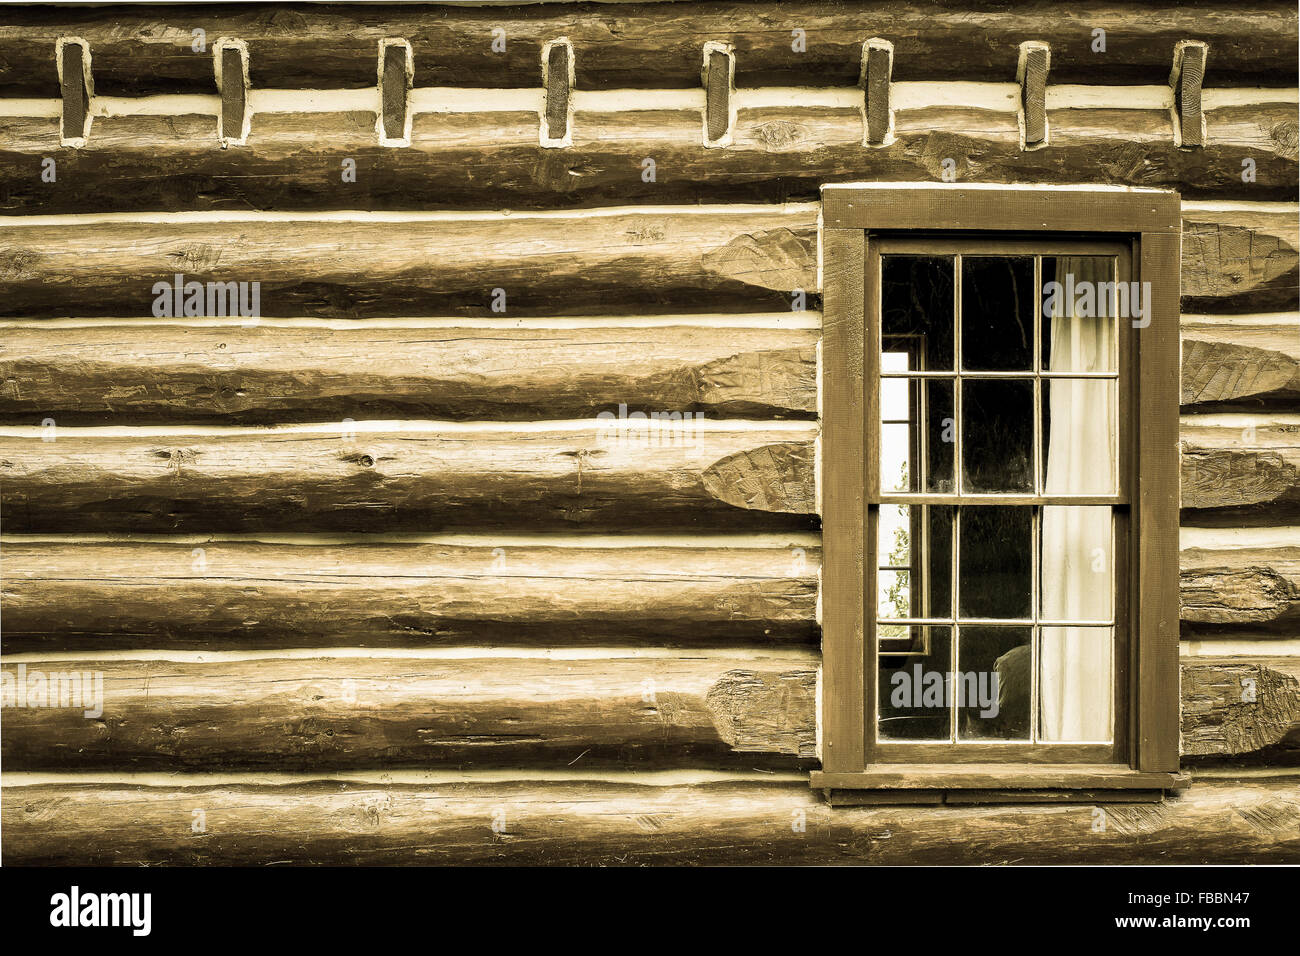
<box><xmin>0</xmin><ymin>1</ymin><xmax>1296</xmax><ymax>865</ymax></box>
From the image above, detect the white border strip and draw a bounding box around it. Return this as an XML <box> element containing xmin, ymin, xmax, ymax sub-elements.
<box><xmin>1</xmin><ymin>85</ymin><xmax>1293</xmax><ymax>121</ymax></box>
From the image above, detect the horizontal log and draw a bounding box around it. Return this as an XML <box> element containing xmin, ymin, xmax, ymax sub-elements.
<box><xmin>0</xmin><ymin>423</ymin><xmax>818</xmax><ymax>533</ymax></box>
<box><xmin>1182</xmin><ymin>204</ymin><xmax>1300</xmax><ymax>314</ymax></box>
<box><xmin>1</xmin><ymin>2</ymin><xmax>1292</xmax><ymax>96</ymax></box>
<box><xmin>0</xmin><ymin>323</ymin><xmax>819</xmax><ymax>424</ymax></box>
<box><xmin>1180</xmin><ymin>544</ymin><xmax>1300</xmax><ymax>630</ymax></box>
<box><xmin>1182</xmin><ymin>315</ymin><xmax>1300</xmax><ymax>408</ymax></box>
<box><xmin>4</xmin><ymin>538</ymin><xmax>1294</xmax><ymax>647</ymax></box>
<box><xmin>0</xmin><ymin>208</ymin><xmax>818</xmax><ymax>317</ymax></box>
<box><xmin>2</xmin><ymin>102</ymin><xmax>1295</xmax><ymax>212</ymax></box>
<box><xmin>1181</xmin><ymin>658</ymin><xmax>1300</xmax><ymax>759</ymax></box>
<box><xmin>0</xmin><ymin>539</ymin><xmax>820</xmax><ymax>650</ymax></box>
<box><xmin>1</xmin><ymin>654</ymin><xmax>1294</xmax><ymax>770</ymax></box>
<box><xmin>0</xmin><ymin>314</ymin><xmax>1288</xmax><ymax>425</ymax></box>
<box><xmin>1</xmin><ymin>416</ymin><xmax>1282</xmax><ymax>530</ymax></box>
<box><xmin>1181</xmin><ymin>417</ymin><xmax>1300</xmax><ymax>520</ymax></box>
<box><xmin>0</xmin><ymin>654</ymin><xmax>820</xmax><ymax>771</ymax></box>
<box><xmin>4</xmin><ymin>776</ymin><xmax>1298</xmax><ymax>865</ymax></box>
<box><xmin>0</xmin><ymin>204</ymin><xmax>1288</xmax><ymax>316</ymax></box>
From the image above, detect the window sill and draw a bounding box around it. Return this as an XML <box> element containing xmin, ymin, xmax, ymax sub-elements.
<box><xmin>810</xmin><ymin>764</ymin><xmax>1190</xmax><ymax>804</ymax></box>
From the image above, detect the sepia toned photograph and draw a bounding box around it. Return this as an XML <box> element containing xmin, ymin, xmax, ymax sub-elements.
<box><xmin>0</xmin><ymin>0</ymin><xmax>1295</xmax><ymax>930</ymax></box>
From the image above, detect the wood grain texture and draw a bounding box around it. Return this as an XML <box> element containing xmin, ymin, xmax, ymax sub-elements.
<box><xmin>1181</xmin><ymin>658</ymin><xmax>1300</xmax><ymax>758</ymax></box>
<box><xmin>1</xmin><ymin>415</ymin><xmax>1278</xmax><ymax>524</ymax></box>
<box><xmin>379</xmin><ymin>41</ymin><xmax>410</xmax><ymax>142</ymax></box>
<box><xmin>542</xmin><ymin>40</ymin><xmax>570</xmax><ymax>142</ymax></box>
<box><xmin>3</xmin><ymin>103</ymin><xmax>1296</xmax><ymax>212</ymax></box>
<box><xmin>0</xmin><ymin>208</ymin><xmax>818</xmax><ymax>317</ymax></box>
<box><xmin>1181</xmin><ymin>419</ymin><xmax>1300</xmax><ymax>521</ymax></box>
<box><xmin>1181</xmin><ymin>205</ymin><xmax>1300</xmax><ymax>314</ymax></box>
<box><xmin>0</xmin><ymin>315</ymin><xmax>1287</xmax><ymax>424</ymax></box>
<box><xmin>2</xmin><ymin>2</ymin><xmax>1293</xmax><ymax>96</ymax></box>
<box><xmin>1180</xmin><ymin>545</ymin><xmax>1300</xmax><ymax>630</ymax></box>
<box><xmin>0</xmin><ymin>540</ymin><xmax>820</xmax><ymax>650</ymax></box>
<box><xmin>1018</xmin><ymin>43</ymin><xmax>1049</xmax><ymax>147</ymax></box>
<box><xmin>0</xmin><ymin>203</ymin><xmax>1290</xmax><ymax>315</ymax></box>
<box><xmin>1182</xmin><ymin>315</ymin><xmax>1300</xmax><ymax>409</ymax></box>
<box><xmin>58</xmin><ymin>40</ymin><xmax>88</xmax><ymax>142</ymax></box>
<box><xmin>1173</xmin><ymin>42</ymin><xmax>1207</xmax><ymax>148</ymax></box>
<box><xmin>219</xmin><ymin>45</ymin><xmax>246</xmax><ymax>143</ymax></box>
<box><xmin>1</xmin><ymin>655</ymin><xmax>1294</xmax><ymax>769</ymax></box>
<box><xmin>0</xmin><ymin>424</ymin><xmax>819</xmax><ymax>533</ymax></box>
<box><xmin>4</xmin><ymin>777</ymin><xmax>1298</xmax><ymax>865</ymax></box>
<box><xmin>819</xmin><ymin>227</ymin><xmax>866</xmax><ymax>772</ymax></box>
<box><xmin>862</xmin><ymin>42</ymin><xmax>891</xmax><ymax>146</ymax></box>
<box><xmin>703</xmin><ymin>47</ymin><xmax>731</xmax><ymax>144</ymax></box>
<box><xmin>0</xmin><ymin>654</ymin><xmax>820</xmax><ymax>771</ymax></box>
<box><xmin>0</xmin><ymin>324</ymin><xmax>819</xmax><ymax>424</ymax></box>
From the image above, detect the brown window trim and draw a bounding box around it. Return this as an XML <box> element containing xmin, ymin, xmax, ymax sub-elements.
<box><xmin>814</xmin><ymin>184</ymin><xmax>1186</xmax><ymax>800</ymax></box>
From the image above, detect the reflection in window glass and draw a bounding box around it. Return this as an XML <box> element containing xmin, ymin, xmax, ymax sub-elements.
<box><xmin>875</xmin><ymin>245</ymin><xmax>1123</xmax><ymax>749</ymax></box>
<box><xmin>881</xmin><ymin>256</ymin><xmax>955</xmax><ymax>370</ymax></box>
<box><xmin>962</xmin><ymin>256</ymin><xmax>1033</xmax><ymax>371</ymax></box>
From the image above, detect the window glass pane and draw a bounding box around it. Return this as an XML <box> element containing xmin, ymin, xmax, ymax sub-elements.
<box><xmin>1041</xmin><ymin>256</ymin><xmax>1118</xmax><ymax>373</ymax></box>
<box><xmin>881</xmin><ymin>375</ymin><xmax>909</xmax><ymax>420</ymax></box>
<box><xmin>962</xmin><ymin>379</ymin><xmax>1033</xmax><ymax>493</ymax></box>
<box><xmin>961</xmin><ymin>256</ymin><xmax>1034</xmax><ymax>371</ymax></box>
<box><xmin>881</xmin><ymin>256</ymin><xmax>955</xmax><ymax>371</ymax></box>
<box><xmin>1040</xmin><ymin>506</ymin><xmax>1112</xmax><ymax>622</ymax></box>
<box><xmin>959</xmin><ymin>506</ymin><xmax>1032</xmax><ymax>619</ymax></box>
<box><xmin>1042</xmin><ymin>378</ymin><xmax>1117</xmax><ymax>495</ymax></box>
<box><xmin>879</xmin><ymin>626</ymin><xmax>952</xmax><ymax>741</ymax></box>
<box><xmin>1039</xmin><ymin>626</ymin><xmax>1114</xmax><ymax>742</ymax></box>
<box><xmin>878</xmin><ymin>505</ymin><xmax>953</xmax><ymax>620</ymax></box>
<box><xmin>879</xmin><ymin>378</ymin><xmax>955</xmax><ymax>494</ymax></box>
<box><xmin>957</xmin><ymin>625</ymin><xmax>1031</xmax><ymax>740</ymax></box>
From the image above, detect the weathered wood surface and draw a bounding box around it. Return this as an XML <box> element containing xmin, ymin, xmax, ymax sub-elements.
<box><xmin>3</xmin><ymin>103</ymin><xmax>1296</xmax><ymax>212</ymax></box>
<box><xmin>2</xmin><ymin>418</ymin><xmax>1288</xmax><ymax>530</ymax></box>
<box><xmin>1181</xmin><ymin>418</ymin><xmax>1300</xmax><ymax>521</ymax></box>
<box><xmin>1182</xmin><ymin>658</ymin><xmax>1300</xmax><ymax>759</ymax></box>
<box><xmin>0</xmin><ymin>314</ymin><xmax>1291</xmax><ymax>424</ymax></box>
<box><xmin>1</xmin><ymin>2</ymin><xmax>1293</xmax><ymax>96</ymax></box>
<box><xmin>0</xmin><ymin>654</ymin><xmax>821</xmax><ymax>771</ymax></box>
<box><xmin>0</xmin><ymin>423</ymin><xmax>819</xmax><ymax>532</ymax></box>
<box><xmin>0</xmin><ymin>324</ymin><xmax>818</xmax><ymax>424</ymax></box>
<box><xmin>0</xmin><ymin>204</ymin><xmax>1289</xmax><ymax>315</ymax></box>
<box><xmin>0</xmin><ymin>540</ymin><xmax>820</xmax><ymax>650</ymax></box>
<box><xmin>1</xmin><ymin>654</ymin><xmax>1295</xmax><ymax>769</ymax></box>
<box><xmin>1182</xmin><ymin>205</ymin><xmax>1300</xmax><ymax>314</ymax></box>
<box><xmin>4</xmin><ymin>776</ymin><xmax>1298</xmax><ymax>865</ymax></box>
<box><xmin>1180</xmin><ymin>545</ymin><xmax>1300</xmax><ymax>630</ymax></box>
<box><xmin>1182</xmin><ymin>315</ymin><xmax>1300</xmax><ymax>409</ymax></box>
<box><xmin>0</xmin><ymin>208</ymin><xmax>818</xmax><ymax>317</ymax></box>
<box><xmin>4</xmin><ymin>538</ymin><xmax>1294</xmax><ymax>647</ymax></box>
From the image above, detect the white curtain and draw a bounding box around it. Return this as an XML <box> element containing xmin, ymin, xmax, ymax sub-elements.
<box><xmin>1039</xmin><ymin>257</ymin><xmax>1116</xmax><ymax>742</ymax></box>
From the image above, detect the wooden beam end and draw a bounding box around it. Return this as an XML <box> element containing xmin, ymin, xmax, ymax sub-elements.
<box><xmin>56</xmin><ymin>36</ymin><xmax>92</xmax><ymax>146</ymax></box>
<box><xmin>702</xmin><ymin>40</ymin><xmax>735</xmax><ymax>148</ymax></box>
<box><xmin>377</xmin><ymin>37</ymin><xmax>414</xmax><ymax>147</ymax></box>
<box><xmin>540</xmin><ymin>37</ymin><xmax>574</xmax><ymax>148</ymax></box>
<box><xmin>1017</xmin><ymin>40</ymin><xmax>1051</xmax><ymax>150</ymax></box>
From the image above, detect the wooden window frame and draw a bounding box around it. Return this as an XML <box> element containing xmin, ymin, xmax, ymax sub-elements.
<box><xmin>814</xmin><ymin>184</ymin><xmax>1186</xmax><ymax>801</ymax></box>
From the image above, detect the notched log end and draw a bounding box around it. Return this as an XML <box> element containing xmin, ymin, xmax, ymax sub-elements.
<box><xmin>702</xmin><ymin>441</ymin><xmax>814</xmax><ymax>514</ymax></box>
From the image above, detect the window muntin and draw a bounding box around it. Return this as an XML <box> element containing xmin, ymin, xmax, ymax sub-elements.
<box><xmin>871</xmin><ymin>239</ymin><xmax>1129</xmax><ymax>759</ymax></box>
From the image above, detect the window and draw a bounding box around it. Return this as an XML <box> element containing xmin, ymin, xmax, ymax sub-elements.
<box><xmin>815</xmin><ymin>185</ymin><xmax>1185</xmax><ymax>801</ymax></box>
